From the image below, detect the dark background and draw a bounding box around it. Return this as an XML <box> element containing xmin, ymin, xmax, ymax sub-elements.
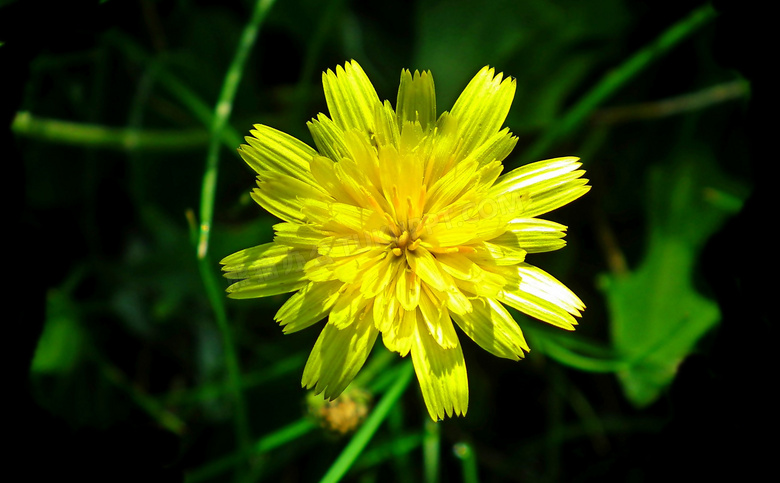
<box><xmin>4</xmin><ymin>0</ymin><xmax>774</xmax><ymax>481</ymax></box>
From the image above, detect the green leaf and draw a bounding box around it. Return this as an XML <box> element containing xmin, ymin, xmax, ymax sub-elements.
<box><xmin>603</xmin><ymin>152</ymin><xmax>745</xmax><ymax>407</ymax></box>
<box><xmin>31</xmin><ymin>290</ymin><xmax>84</xmax><ymax>374</ymax></box>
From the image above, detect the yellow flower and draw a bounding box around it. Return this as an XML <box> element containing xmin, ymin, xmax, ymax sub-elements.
<box><xmin>221</xmin><ymin>60</ymin><xmax>590</xmax><ymax>421</ymax></box>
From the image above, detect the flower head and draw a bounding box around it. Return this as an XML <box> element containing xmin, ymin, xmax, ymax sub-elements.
<box><xmin>221</xmin><ymin>60</ymin><xmax>590</xmax><ymax>420</ymax></box>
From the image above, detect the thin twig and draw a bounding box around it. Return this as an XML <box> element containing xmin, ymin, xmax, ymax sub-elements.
<box><xmin>592</xmin><ymin>79</ymin><xmax>748</xmax><ymax>125</ymax></box>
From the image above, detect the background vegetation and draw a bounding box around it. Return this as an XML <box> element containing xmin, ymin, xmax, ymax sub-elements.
<box><xmin>6</xmin><ymin>0</ymin><xmax>773</xmax><ymax>481</ymax></box>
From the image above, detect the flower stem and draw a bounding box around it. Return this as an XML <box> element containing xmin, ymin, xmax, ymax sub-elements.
<box><xmin>11</xmin><ymin>111</ymin><xmax>209</xmax><ymax>150</ymax></box>
<box><xmin>319</xmin><ymin>361</ymin><xmax>415</xmax><ymax>483</ymax></box>
<box><xmin>423</xmin><ymin>418</ymin><xmax>441</xmax><ymax>483</ymax></box>
<box><xmin>194</xmin><ymin>1</ymin><xmax>277</xmax><ymax>478</ymax></box>
<box><xmin>105</xmin><ymin>30</ymin><xmax>243</xmax><ymax>151</ymax></box>
<box><xmin>185</xmin><ymin>418</ymin><xmax>316</xmax><ymax>483</ymax></box>
<box><xmin>197</xmin><ymin>0</ymin><xmax>278</xmax><ymax>259</ymax></box>
<box><xmin>453</xmin><ymin>442</ymin><xmax>480</xmax><ymax>483</ymax></box>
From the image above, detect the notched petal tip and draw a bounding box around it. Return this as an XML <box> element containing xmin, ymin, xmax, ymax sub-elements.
<box><xmin>449</xmin><ymin>64</ymin><xmax>517</xmax><ymax>160</ymax></box>
<box><xmin>397</xmin><ymin>66</ymin><xmax>437</xmax><ymax>129</ymax></box>
<box><xmin>322</xmin><ymin>59</ymin><xmax>381</xmax><ymax>134</ymax></box>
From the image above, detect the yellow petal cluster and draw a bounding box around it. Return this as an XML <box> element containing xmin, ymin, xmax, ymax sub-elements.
<box><xmin>222</xmin><ymin>60</ymin><xmax>590</xmax><ymax>420</ymax></box>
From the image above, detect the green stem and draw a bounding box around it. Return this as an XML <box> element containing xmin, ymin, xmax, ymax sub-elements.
<box><xmin>96</xmin><ymin>356</ymin><xmax>187</xmax><ymax>435</ymax></box>
<box><xmin>423</xmin><ymin>418</ymin><xmax>440</xmax><ymax>483</ymax></box>
<box><xmin>353</xmin><ymin>346</ymin><xmax>397</xmax><ymax>389</ymax></box>
<box><xmin>185</xmin><ymin>418</ymin><xmax>316</xmax><ymax>483</ymax></box>
<box><xmin>520</xmin><ymin>3</ymin><xmax>717</xmax><ymax>164</ymax></box>
<box><xmin>352</xmin><ymin>433</ymin><xmax>424</xmax><ymax>472</ymax></box>
<box><xmin>195</xmin><ymin>1</ymin><xmax>277</xmax><ymax>478</ymax></box>
<box><xmin>387</xmin><ymin>404</ymin><xmax>414</xmax><ymax>482</ymax></box>
<box><xmin>197</xmin><ymin>256</ymin><xmax>251</xmax><ymax>462</ymax></box>
<box><xmin>105</xmin><ymin>31</ymin><xmax>243</xmax><ymax>150</ymax></box>
<box><xmin>319</xmin><ymin>361</ymin><xmax>415</xmax><ymax>483</ymax></box>
<box><xmin>453</xmin><ymin>442</ymin><xmax>479</xmax><ymax>483</ymax></box>
<box><xmin>197</xmin><ymin>0</ymin><xmax>277</xmax><ymax>259</ymax></box>
<box><xmin>11</xmin><ymin>111</ymin><xmax>210</xmax><ymax>150</ymax></box>
<box><xmin>530</xmin><ymin>334</ymin><xmax>630</xmax><ymax>373</ymax></box>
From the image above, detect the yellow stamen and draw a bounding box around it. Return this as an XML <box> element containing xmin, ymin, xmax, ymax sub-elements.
<box><xmin>392</xmin><ymin>185</ymin><xmax>400</xmax><ymax>210</ymax></box>
<box><xmin>384</xmin><ymin>213</ymin><xmax>402</xmax><ymax>237</ymax></box>
<box><xmin>412</xmin><ymin>213</ymin><xmax>431</xmax><ymax>239</ymax></box>
<box><xmin>397</xmin><ymin>230</ymin><xmax>410</xmax><ymax>248</ymax></box>
<box><xmin>361</xmin><ymin>186</ymin><xmax>385</xmax><ymax>215</ymax></box>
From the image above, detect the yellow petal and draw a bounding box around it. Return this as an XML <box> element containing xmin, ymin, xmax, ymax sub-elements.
<box><xmin>381</xmin><ymin>307</ymin><xmax>415</xmax><ymax>357</ymax></box>
<box><xmin>451</xmin><ymin>297</ymin><xmax>528</xmax><ymax>361</ymax></box>
<box><xmin>459</xmin><ymin>127</ymin><xmax>517</xmax><ymax>169</ymax></box>
<box><xmin>251</xmin><ymin>171</ymin><xmax>330</xmax><ymax>223</ymax></box>
<box><xmin>240</xmin><ymin>124</ymin><xmax>317</xmax><ymax>182</ymax></box>
<box><xmin>396</xmin><ymin>266</ymin><xmax>421</xmax><ymax>311</ymax></box>
<box><xmin>397</xmin><ymin>68</ymin><xmax>436</xmax><ymax>129</ymax></box>
<box><xmin>423</xmin><ymin>199</ymin><xmax>510</xmax><ymax>247</ymax></box>
<box><xmin>306</xmin><ymin>113</ymin><xmax>350</xmax><ymax>163</ymax></box>
<box><xmin>373</xmin><ymin>285</ymin><xmax>399</xmax><ymax>333</ymax></box>
<box><xmin>466</xmin><ymin>241</ymin><xmax>527</xmax><ymax>267</ymax></box>
<box><xmin>424</xmin><ymin>158</ymin><xmax>479</xmax><ymax>214</ymax></box>
<box><xmin>322</xmin><ymin>60</ymin><xmax>381</xmax><ymax>133</ymax></box>
<box><xmin>276</xmin><ymin>281</ymin><xmax>342</xmax><ymax>333</ymax></box>
<box><xmin>222</xmin><ymin>243</ymin><xmax>311</xmax><ymax>298</ymax></box>
<box><xmin>418</xmin><ymin>285</ymin><xmax>458</xmax><ymax>349</ymax></box>
<box><xmin>450</xmin><ymin>66</ymin><xmax>516</xmax><ymax>160</ymax></box>
<box><xmin>329</xmin><ymin>283</ymin><xmax>372</xmax><ymax>329</ymax></box>
<box><xmin>301</xmin><ymin>198</ymin><xmax>384</xmax><ymax>235</ymax></box>
<box><xmin>516</xmin><ymin>263</ymin><xmax>585</xmax><ymax>314</ymax></box>
<box><xmin>490</xmin><ymin>157</ymin><xmax>590</xmax><ymax>218</ymax></box>
<box><xmin>442</xmin><ymin>286</ymin><xmax>473</xmax><ymax>316</ymax></box>
<box><xmin>423</xmin><ymin>112</ymin><xmax>460</xmax><ymax>185</ymax></box>
<box><xmin>372</xmin><ymin>99</ymin><xmax>401</xmax><ymax>149</ymax></box>
<box><xmin>304</xmin><ymin>247</ymin><xmax>378</xmax><ymax>283</ymax></box>
<box><xmin>436</xmin><ymin>251</ymin><xmax>506</xmax><ymax>296</ymax></box>
<box><xmin>411</xmin><ymin>317</ymin><xmax>468</xmax><ymax>420</ymax></box>
<box><xmin>493</xmin><ymin>218</ymin><xmax>568</xmax><ymax>253</ymax></box>
<box><xmin>309</xmin><ymin>155</ymin><xmax>354</xmax><ymax>204</ymax></box>
<box><xmin>499</xmin><ymin>291</ymin><xmax>576</xmax><ymax>330</ymax></box>
<box><xmin>302</xmin><ymin>311</ymin><xmax>379</xmax><ymax>400</ymax></box>
<box><xmin>273</xmin><ymin>222</ymin><xmax>332</xmax><ymax>248</ymax></box>
<box><xmin>225</xmin><ymin>270</ymin><xmax>307</xmax><ymax>299</ymax></box>
<box><xmin>221</xmin><ymin>242</ymin><xmax>302</xmax><ymax>272</ymax></box>
<box><xmin>361</xmin><ymin>252</ymin><xmax>403</xmax><ymax>298</ymax></box>
<box><xmin>406</xmin><ymin>246</ymin><xmax>449</xmax><ymax>292</ymax></box>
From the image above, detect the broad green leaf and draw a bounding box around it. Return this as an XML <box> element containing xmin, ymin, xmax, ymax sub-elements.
<box><xmin>603</xmin><ymin>152</ymin><xmax>745</xmax><ymax>407</ymax></box>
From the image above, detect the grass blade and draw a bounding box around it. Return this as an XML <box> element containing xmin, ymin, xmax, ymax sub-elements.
<box><xmin>520</xmin><ymin>3</ymin><xmax>717</xmax><ymax>164</ymax></box>
<box><xmin>319</xmin><ymin>361</ymin><xmax>415</xmax><ymax>483</ymax></box>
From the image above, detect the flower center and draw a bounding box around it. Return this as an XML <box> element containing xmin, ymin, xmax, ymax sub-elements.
<box><xmin>391</xmin><ymin>229</ymin><xmax>422</xmax><ymax>256</ymax></box>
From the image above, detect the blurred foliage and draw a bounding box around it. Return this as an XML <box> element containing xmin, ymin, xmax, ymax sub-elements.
<box><xmin>603</xmin><ymin>148</ymin><xmax>746</xmax><ymax>407</ymax></box>
<box><xmin>9</xmin><ymin>0</ymin><xmax>758</xmax><ymax>481</ymax></box>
